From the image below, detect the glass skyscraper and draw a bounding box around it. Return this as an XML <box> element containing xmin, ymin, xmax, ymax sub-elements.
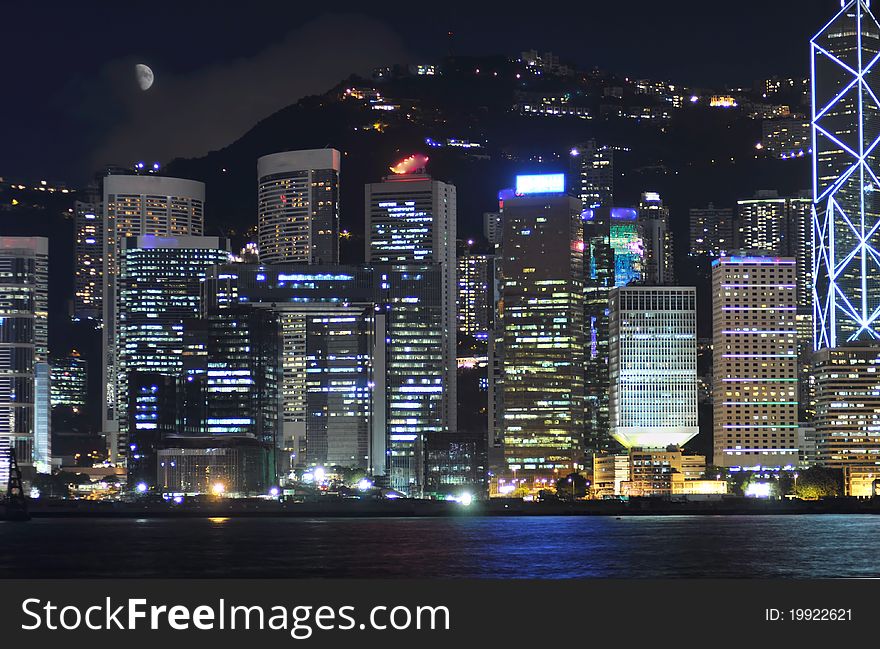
<box><xmin>114</xmin><ymin>235</ymin><xmax>230</xmax><ymax>464</ymax></box>
<box><xmin>0</xmin><ymin>237</ymin><xmax>49</xmax><ymax>482</ymax></box>
<box><xmin>608</xmin><ymin>286</ymin><xmax>698</xmax><ymax>449</ymax></box>
<box><xmin>499</xmin><ymin>176</ymin><xmax>585</xmax><ymax>482</ymax></box>
<box><xmin>812</xmin><ymin>0</ymin><xmax>880</xmax><ymax>348</ymax></box>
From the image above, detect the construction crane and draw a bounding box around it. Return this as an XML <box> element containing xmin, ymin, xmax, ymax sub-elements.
<box><xmin>2</xmin><ymin>446</ymin><xmax>30</xmax><ymax>521</ymax></box>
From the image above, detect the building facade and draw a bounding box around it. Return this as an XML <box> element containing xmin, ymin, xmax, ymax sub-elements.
<box><xmin>113</xmin><ymin>235</ymin><xmax>230</xmax><ymax>465</ymax></box>
<box><xmin>257</xmin><ymin>149</ymin><xmax>340</xmax><ymax>265</ymax></box>
<box><xmin>499</xmin><ymin>177</ymin><xmax>585</xmax><ymax>482</ymax></box>
<box><xmin>365</xmin><ymin>167</ymin><xmax>457</xmax><ymax>434</ymax></box>
<box><xmin>608</xmin><ymin>286</ymin><xmax>698</xmax><ymax>449</ymax></box>
<box><xmin>812</xmin><ymin>0</ymin><xmax>880</xmax><ymax>349</ymax></box>
<box><xmin>101</xmin><ymin>175</ymin><xmax>205</xmax><ymax>461</ymax></box>
<box><xmin>689</xmin><ymin>203</ymin><xmax>734</xmax><ymax>258</ymax></box>
<box><xmin>712</xmin><ymin>255</ymin><xmax>799</xmax><ymax>468</ymax></box>
<box><xmin>638</xmin><ymin>192</ymin><xmax>675</xmax><ymax>285</ymax></box>
<box><xmin>0</xmin><ymin>237</ymin><xmax>49</xmax><ymax>480</ymax></box>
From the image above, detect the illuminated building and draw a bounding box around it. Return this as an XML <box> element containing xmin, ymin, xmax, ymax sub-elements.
<box><xmin>592</xmin><ymin>453</ymin><xmax>629</xmax><ymax>497</ymax></box>
<box><xmin>0</xmin><ymin>237</ymin><xmax>50</xmax><ymax>481</ymax></box>
<box><xmin>257</xmin><ymin>149</ymin><xmax>340</xmax><ymax>265</ymax></box>
<box><xmin>102</xmin><ymin>174</ymin><xmax>205</xmax><ymax>461</ymax></box>
<box><xmin>623</xmin><ymin>448</ymin><xmax>685</xmax><ymax>497</ymax></box>
<box><xmin>812</xmin><ymin>0</ymin><xmax>880</xmax><ymax>349</ymax></box>
<box><xmin>205</xmin><ymin>264</ymin><xmax>435</xmax><ymax>496</ymax></box>
<box><xmin>50</xmin><ymin>352</ymin><xmax>88</xmax><ymax>409</ymax></box>
<box><xmin>114</xmin><ymin>235</ymin><xmax>230</xmax><ymax>466</ymax></box>
<box><xmin>712</xmin><ymin>255</ymin><xmax>799</xmax><ymax>468</ymax></box>
<box><xmin>608</xmin><ymin>286</ymin><xmax>698</xmax><ymax>449</ymax></box>
<box><xmin>689</xmin><ymin>203</ymin><xmax>734</xmax><ymax>258</ymax></box>
<box><xmin>456</xmin><ymin>251</ymin><xmax>491</xmax><ymax>340</ymax></box>
<box><xmin>569</xmin><ymin>140</ymin><xmax>613</xmax><ymax>208</ymax></box>
<box><xmin>583</xmin><ymin>234</ymin><xmax>615</xmax><ymax>454</ymax></box>
<box><xmin>127</xmin><ymin>373</ymin><xmax>179</xmax><ymax>489</ymax></box>
<box><xmin>425</xmin><ymin>431</ymin><xmax>489</xmax><ymax>500</ymax></box>
<box><xmin>74</xmin><ymin>199</ymin><xmax>103</xmax><ymax>321</ymax></box>
<box><xmin>735</xmin><ymin>191</ymin><xmax>811</xmax><ymax>309</ymax></box>
<box><xmin>365</xmin><ymin>160</ymin><xmax>457</xmax><ymax>434</ymax></box>
<box><xmin>499</xmin><ymin>174</ymin><xmax>585</xmax><ymax>482</ymax></box>
<box><xmin>762</xmin><ymin>116</ymin><xmax>811</xmax><ymax>159</ymax></box>
<box><xmin>158</xmin><ymin>436</ymin><xmax>272</xmax><ymax>496</ymax></box>
<box><xmin>813</xmin><ymin>344</ymin><xmax>880</xmax><ymax>477</ymax></box>
<box><xmin>709</xmin><ymin>95</ymin><xmax>738</xmax><ymax>108</ymax></box>
<box><xmin>638</xmin><ymin>192</ymin><xmax>675</xmax><ymax>285</ymax></box>
<box><xmin>583</xmin><ymin>207</ymin><xmax>644</xmax><ymax>287</ymax></box>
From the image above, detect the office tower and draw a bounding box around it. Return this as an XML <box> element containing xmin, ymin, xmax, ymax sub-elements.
<box><xmin>689</xmin><ymin>203</ymin><xmax>734</xmax><ymax>258</ymax></box>
<box><xmin>127</xmin><ymin>373</ymin><xmax>179</xmax><ymax>489</ymax></box>
<box><xmin>583</xmin><ymin>207</ymin><xmax>644</xmax><ymax>287</ymax></box>
<box><xmin>303</xmin><ymin>306</ymin><xmax>376</xmax><ymax>469</ymax></box>
<box><xmin>204</xmin><ymin>264</ymin><xmax>436</xmax><ymax>495</ymax></box>
<box><xmin>736</xmin><ymin>191</ymin><xmax>812</xmax><ymax>307</ymax></box>
<box><xmin>74</xmin><ymin>200</ymin><xmax>103</xmax><ymax>322</ymax></box>
<box><xmin>638</xmin><ymin>192</ymin><xmax>675</xmax><ymax>285</ymax></box>
<box><xmin>500</xmin><ymin>174</ymin><xmax>585</xmax><ymax>483</ymax></box>
<box><xmin>0</xmin><ymin>237</ymin><xmax>49</xmax><ymax>480</ymax></box>
<box><xmin>101</xmin><ymin>174</ymin><xmax>205</xmax><ymax>458</ymax></box>
<box><xmin>483</xmin><ymin>212</ymin><xmax>503</xmax><ymax>247</ymax></box>
<box><xmin>812</xmin><ymin>0</ymin><xmax>880</xmax><ymax>349</ymax></box>
<box><xmin>583</xmin><ymin>235</ymin><xmax>615</xmax><ymax>454</ymax></box>
<box><xmin>257</xmin><ymin>149</ymin><xmax>341</xmax><ymax>265</ymax></box>
<box><xmin>456</xmin><ymin>252</ymin><xmax>491</xmax><ymax>341</ymax></box>
<box><xmin>712</xmin><ymin>255</ymin><xmax>799</xmax><ymax>468</ymax></box>
<box><xmin>425</xmin><ymin>431</ymin><xmax>489</xmax><ymax>499</ymax></box>
<box><xmin>50</xmin><ymin>352</ymin><xmax>88</xmax><ymax>410</ymax></box>
<box><xmin>813</xmin><ymin>344</ymin><xmax>880</xmax><ymax>493</ymax></box>
<box><xmin>112</xmin><ymin>235</ymin><xmax>230</xmax><ymax>465</ymax></box>
<box><xmin>365</xmin><ymin>160</ymin><xmax>457</xmax><ymax>434</ymax></box>
<box><xmin>608</xmin><ymin>286</ymin><xmax>698</xmax><ymax>449</ymax></box>
<box><xmin>569</xmin><ymin>140</ymin><xmax>614</xmax><ymax>208</ymax></box>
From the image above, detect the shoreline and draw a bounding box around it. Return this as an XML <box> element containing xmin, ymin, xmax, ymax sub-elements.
<box><xmin>6</xmin><ymin>496</ymin><xmax>880</xmax><ymax>519</ymax></box>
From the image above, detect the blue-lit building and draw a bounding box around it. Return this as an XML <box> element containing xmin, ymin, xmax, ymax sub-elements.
<box><xmin>205</xmin><ymin>264</ymin><xmax>441</xmax><ymax>496</ymax></box>
<box><xmin>365</xmin><ymin>166</ymin><xmax>457</xmax><ymax>434</ymax></box>
<box><xmin>127</xmin><ymin>373</ymin><xmax>179</xmax><ymax>489</ymax></box>
<box><xmin>812</xmin><ymin>0</ymin><xmax>880</xmax><ymax>348</ymax></box>
<box><xmin>583</xmin><ymin>207</ymin><xmax>645</xmax><ymax>287</ymax></box>
<box><xmin>115</xmin><ymin>235</ymin><xmax>230</xmax><ymax>466</ymax></box>
<box><xmin>0</xmin><ymin>237</ymin><xmax>50</xmax><ymax>482</ymax></box>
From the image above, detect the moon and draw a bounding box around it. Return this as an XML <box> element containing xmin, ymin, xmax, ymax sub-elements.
<box><xmin>135</xmin><ymin>64</ymin><xmax>154</xmax><ymax>91</ymax></box>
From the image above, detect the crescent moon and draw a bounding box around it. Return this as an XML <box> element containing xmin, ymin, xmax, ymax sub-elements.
<box><xmin>135</xmin><ymin>64</ymin><xmax>154</xmax><ymax>91</ymax></box>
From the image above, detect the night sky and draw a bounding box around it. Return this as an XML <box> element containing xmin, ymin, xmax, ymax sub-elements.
<box><xmin>1</xmin><ymin>0</ymin><xmax>833</xmax><ymax>183</ymax></box>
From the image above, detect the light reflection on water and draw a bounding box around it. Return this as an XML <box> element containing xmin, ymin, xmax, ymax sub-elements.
<box><xmin>1</xmin><ymin>515</ymin><xmax>878</xmax><ymax>578</ymax></box>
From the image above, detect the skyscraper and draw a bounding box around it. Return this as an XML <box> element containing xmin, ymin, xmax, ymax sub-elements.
<box><xmin>456</xmin><ymin>251</ymin><xmax>492</xmax><ymax>341</ymax></box>
<box><xmin>608</xmin><ymin>286</ymin><xmax>698</xmax><ymax>449</ymax></box>
<box><xmin>638</xmin><ymin>192</ymin><xmax>675</xmax><ymax>285</ymax></box>
<box><xmin>0</xmin><ymin>237</ymin><xmax>49</xmax><ymax>481</ymax></box>
<box><xmin>101</xmin><ymin>174</ymin><xmax>205</xmax><ymax>459</ymax></box>
<box><xmin>583</xmin><ymin>207</ymin><xmax>645</xmax><ymax>287</ymax></box>
<box><xmin>712</xmin><ymin>255</ymin><xmax>799</xmax><ymax>468</ymax></box>
<box><xmin>813</xmin><ymin>344</ymin><xmax>880</xmax><ymax>477</ymax></box>
<box><xmin>736</xmin><ymin>191</ymin><xmax>812</xmax><ymax>308</ymax></box>
<box><xmin>74</xmin><ymin>199</ymin><xmax>103</xmax><ymax>322</ymax></box>
<box><xmin>499</xmin><ymin>174</ymin><xmax>585</xmax><ymax>483</ymax></box>
<box><xmin>112</xmin><ymin>235</ymin><xmax>230</xmax><ymax>465</ymax></box>
<box><xmin>569</xmin><ymin>140</ymin><xmax>614</xmax><ymax>208</ymax></box>
<box><xmin>812</xmin><ymin>0</ymin><xmax>880</xmax><ymax>349</ymax></box>
<box><xmin>204</xmin><ymin>263</ymin><xmax>437</xmax><ymax>496</ymax></box>
<box><xmin>257</xmin><ymin>149</ymin><xmax>341</xmax><ymax>265</ymax></box>
<box><xmin>365</xmin><ymin>159</ymin><xmax>457</xmax><ymax>434</ymax></box>
<box><xmin>50</xmin><ymin>352</ymin><xmax>88</xmax><ymax>410</ymax></box>
<box><xmin>689</xmin><ymin>203</ymin><xmax>734</xmax><ymax>258</ymax></box>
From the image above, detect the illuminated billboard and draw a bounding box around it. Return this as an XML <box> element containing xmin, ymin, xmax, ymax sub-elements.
<box><xmin>515</xmin><ymin>173</ymin><xmax>566</xmax><ymax>195</ymax></box>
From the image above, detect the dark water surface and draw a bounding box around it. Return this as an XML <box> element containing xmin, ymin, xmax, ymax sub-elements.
<box><xmin>1</xmin><ymin>515</ymin><xmax>877</xmax><ymax>578</ymax></box>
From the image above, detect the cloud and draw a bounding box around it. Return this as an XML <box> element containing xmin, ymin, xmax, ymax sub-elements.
<box><xmin>87</xmin><ymin>14</ymin><xmax>408</xmax><ymax>169</ymax></box>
